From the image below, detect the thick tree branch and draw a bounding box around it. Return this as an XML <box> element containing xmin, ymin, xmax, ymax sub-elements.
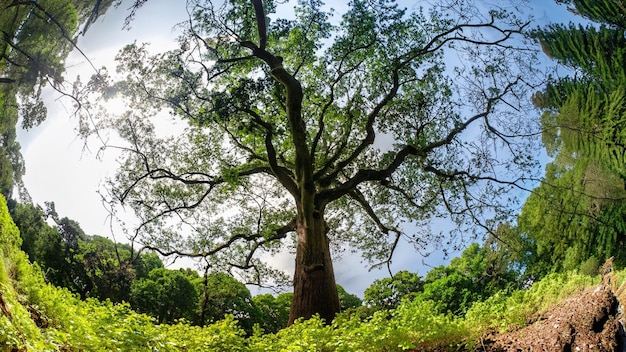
<box><xmin>250</xmin><ymin>0</ymin><xmax>267</xmax><ymax>49</ymax></box>
<box><xmin>229</xmin><ymin>218</ymin><xmax>296</xmax><ymax>270</ymax></box>
<box><xmin>239</xmin><ymin>107</ymin><xmax>299</xmax><ymax>197</ymax></box>
<box><xmin>317</xmin><ymin>69</ymin><xmax>401</xmax><ymax>186</ymax></box>
<box><xmin>319</xmin><ymin>144</ymin><xmax>420</xmax><ymax>204</ymax></box>
<box><xmin>348</xmin><ymin>188</ymin><xmax>393</xmax><ymax>235</ymax></box>
<box><xmin>239</xmin><ymin>2</ymin><xmax>313</xmax><ymax>193</ymax></box>
<box><xmin>319</xmin><ymin>74</ymin><xmax>522</xmax><ymax>205</ymax></box>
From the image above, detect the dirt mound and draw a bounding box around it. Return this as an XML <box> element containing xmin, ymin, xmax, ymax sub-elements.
<box><xmin>480</xmin><ymin>283</ymin><xmax>622</xmax><ymax>351</ymax></box>
<box><xmin>414</xmin><ymin>261</ymin><xmax>626</xmax><ymax>351</ymax></box>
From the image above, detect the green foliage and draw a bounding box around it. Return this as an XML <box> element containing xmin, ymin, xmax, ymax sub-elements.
<box><xmin>0</xmin><ymin>193</ymin><xmax>610</xmax><ymax>352</ymax></box>
<box><xmin>535</xmin><ymin>24</ymin><xmax>626</xmax><ymax>85</ymax></box>
<box><xmin>195</xmin><ymin>271</ymin><xmax>258</xmax><ymax>332</ymax></box>
<box><xmin>11</xmin><ymin>202</ymin><xmax>166</xmax><ymax>303</ymax></box>
<box><xmin>251</xmin><ymin>292</ymin><xmax>292</xmax><ymax>334</ymax></box>
<box><xmin>527</xmin><ymin>1</ymin><xmax>626</xmax><ymax>274</ymax></box>
<box><xmin>464</xmin><ymin>272</ymin><xmax>597</xmax><ymax>336</ymax></box>
<box><xmin>579</xmin><ymin>256</ymin><xmax>600</xmax><ymax>276</ymax></box>
<box><xmin>0</xmin><ymin>1</ymin><xmax>79</xmax><ymax>199</ymax></box>
<box><xmin>0</xmin><ymin>0</ymin><xmax>110</xmax><ymax>199</ymax></box>
<box><xmin>78</xmin><ymin>235</ymin><xmax>138</xmax><ymax>302</ymax></box>
<box><xmin>248</xmin><ymin>272</ymin><xmax>596</xmax><ymax>352</ymax></box>
<box><xmin>0</xmin><ymin>197</ymin><xmax>21</xmax><ymax>256</ymax></box>
<box><xmin>11</xmin><ymin>199</ymin><xmax>354</xmax><ymax>335</ymax></box>
<box><xmin>364</xmin><ymin>270</ymin><xmax>422</xmax><ymax>310</ymax></box>
<box><xmin>337</xmin><ymin>285</ymin><xmax>362</xmax><ymax>310</ymax></box>
<box><xmin>569</xmin><ymin>0</ymin><xmax>626</xmax><ymax>30</ymax></box>
<box><xmin>0</xmin><ymin>85</ymin><xmax>20</xmax><ymax>198</ymax></box>
<box><xmin>362</xmin><ymin>242</ymin><xmax>522</xmax><ymax>317</ymax></box>
<box><xmin>518</xmin><ymin>147</ymin><xmax>626</xmax><ymax>272</ymax></box>
<box><xmin>421</xmin><ymin>272</ymin><xmax>478</xmax><ymax>315</ymax></box>
<box><xmin>131</xmin><ymin>268</ymin><xmax>198</xmax><ymax>324</ymax></box>
<box><xmin>1</xmin><ymin>0</ymin><xmax>78</xmax><ymax>88</ymax></box>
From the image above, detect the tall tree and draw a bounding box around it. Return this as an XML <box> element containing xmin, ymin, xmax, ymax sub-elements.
<box><xmin>533</xmin><ymin>0</ymin><xmax>626</xmax><ymax>176</ymax></box>
<box><xmin>517</xmin><ymin>156</ymin><xmax>626</xmax><ymax>271</ymax></box>
<box><xmin>75</xmin><ymin>0</ymin><xmax>538</xmax><ymax>323</ymax></box>
<box><xmin>526</xmin><ymin>0</ymin><xmax>626</xmax><ymax>270</ymax></box>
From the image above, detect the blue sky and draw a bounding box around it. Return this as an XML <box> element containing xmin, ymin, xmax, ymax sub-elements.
<box><xmin>17</xmin><ymin>0</ymin><xmax>582</xmax><ymax>296</ymax></box>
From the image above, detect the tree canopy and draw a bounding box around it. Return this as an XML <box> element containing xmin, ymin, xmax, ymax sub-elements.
<box><xmin>74</xmin><ymin>0</ymin><xmax>540</xmax><ymax>323</ymax></box>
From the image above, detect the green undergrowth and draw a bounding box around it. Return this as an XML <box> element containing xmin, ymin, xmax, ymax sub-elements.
<box><xmin>0</xmin><ymin>193</ymin><xmax>601</xmax><ymax>351</ymax></box>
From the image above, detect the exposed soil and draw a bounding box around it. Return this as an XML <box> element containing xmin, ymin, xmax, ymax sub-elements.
<box><xmin>417</xmin><ymin>263</ymin><xmax>626</xmax><ymax>352</ymax></box>
<box><xmin>0</xmin><ymin>291</ymin><xmax>11</xmax><ymax>318</ymax></box>
<box><xmin>479</xmin><ymin>282</ymin><xmax>623</xmax><ymax>351</ymax></box>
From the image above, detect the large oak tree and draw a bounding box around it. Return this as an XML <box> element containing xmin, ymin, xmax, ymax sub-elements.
<box><xmin>75</xmin><ymin>0</ymin><xmax>539</xmax><ymax>323</ymax></box>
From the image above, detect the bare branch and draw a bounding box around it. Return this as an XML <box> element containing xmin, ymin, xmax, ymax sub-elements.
<box><xmin>139</xmin><ymin>219</ymin><xmax>295</xmax><ymax>262</ymax></box>
<box><xmin>400</xmin><ymin>16</ymin><xmax>530</xmax><ymax>66</ymax></box>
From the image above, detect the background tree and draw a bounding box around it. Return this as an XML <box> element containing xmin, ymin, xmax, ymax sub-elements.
<box><xmin>251</xmin><ymin>292</ymin><xmax>292</xmax><ymax>334</ymax></box>
<box><xmin>517</xmin><ymin>160</ymin><xmax>626</xmax><ymax>272</ymax></box>
<box><xmin>195</xmin><ymin>271</ymin><xmax>257</xmax><ymax>332</ymax></box>
<box><xmin>523</xmin><ymin>0</ymin><xmax>626</xmax><ymax>272</ymax></box>
<box><xmin>337</xmin><ymin>284</ymin><xmax>362</xmax><ymax>310</ymax></box>
<box><xmin>359</xmin><ymin>239</ymin><xmax>521</xmax><ymax>317</ymax></box>
<box><xmin>130</xmin><ymin>268</ymin><xmax>199</xmax><ymax>324</ymax></box>
<box><xmin>554</xmin><ymin>0</ymin><xmax>626</xmax><ymax>29</ymax></box>
<box><xmin>78</xmin><ymin>236</ymin><xmax>138</xmax><ymax>302</ymax></box>
<box><xmin>0</xmin><ymin>0</ymin><xmax>117</xmax><ymax>199</ymax></box>
<box><xmin>10</xmin><ymin>201</ymin><xmax>164</xmax><ymax>301</ymax></box>
<box><xmin>481</xmin><ymin>222</ymin><xmax>535</xmax><ymax>284</ymax></box>
<box><xmin>77</xmin><ymin>0</ymin><xmax>539</xmax><ymax>323</ymax></box>
<box><xmin>363</xmin><ymin>270</ymin><xmax>422</xmax><ymax>310</ymax></box>
<box><xmin>420</xmin><ymin>242</ymin><xmax>519</xmax><ymax>315</ymax></box>
<box><xmin>0</xmin><ymin>0</ymin><xmax>78</xmax><ymax>200</ymax></box>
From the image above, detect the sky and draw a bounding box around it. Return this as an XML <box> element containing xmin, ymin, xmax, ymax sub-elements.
<box><xmin>16</xmin><ymin>0</ymin><xmax>581</xmax><ymax>297</ymax></box>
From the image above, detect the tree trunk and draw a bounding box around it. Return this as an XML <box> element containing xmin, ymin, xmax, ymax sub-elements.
<box><xmin>289</xmin><ymin>205</ymin><xmax>340</xmax><ymax>324</ymax></box>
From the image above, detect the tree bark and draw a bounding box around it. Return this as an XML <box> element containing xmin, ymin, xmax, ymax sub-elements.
<box><xmin>289</xmin><ymin>202</ymin><xmax>340</xmax><ymax>324</ymax></box>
